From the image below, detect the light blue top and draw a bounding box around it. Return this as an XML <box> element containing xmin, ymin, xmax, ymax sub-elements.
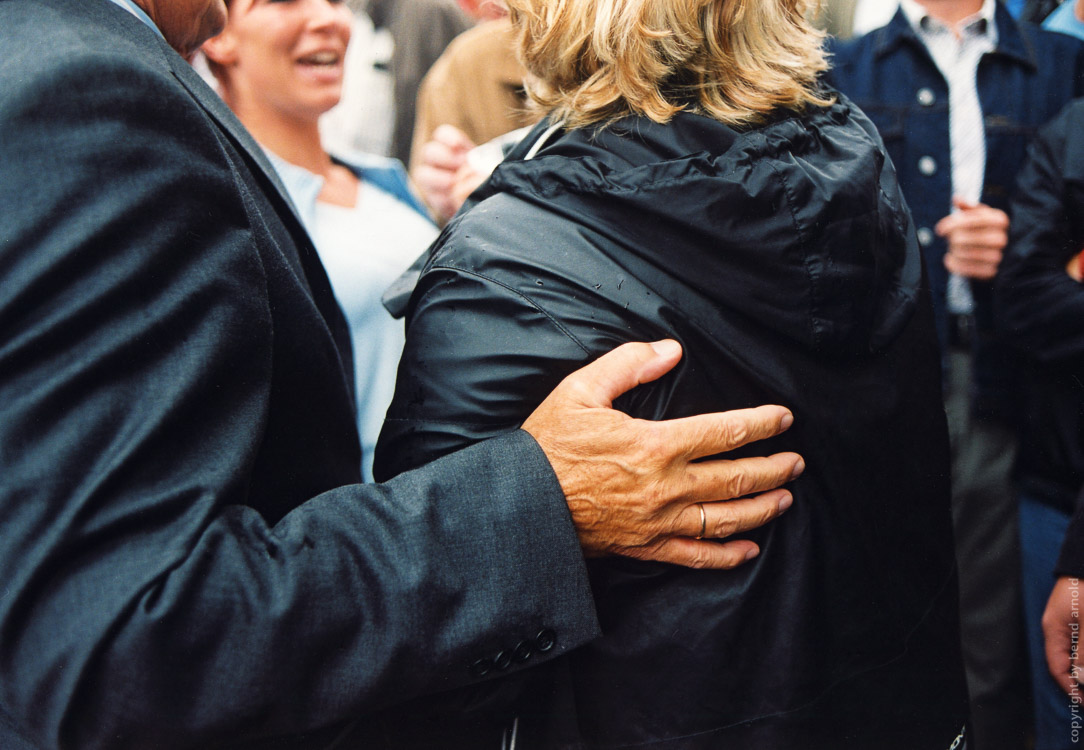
<box><xmin>267</xmin><ymin>150</ymin><xmax>429</xmax><ymax>230</ymax></box>
<box><xmin>1044</xmin><ymin>2</ymin><xmax>1084</xmax><ymax>41</ymax></box>
<box><xmin>267</xmin><ymin>150</ymin><xmax>437</xmax><ymax>481</ymax></box>
<box><xmin>103</xmin><ymin>0</ymin><xmax>165</xmax><ymax>41</ymax></box>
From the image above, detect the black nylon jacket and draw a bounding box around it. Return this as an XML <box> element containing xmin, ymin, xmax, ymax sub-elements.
<box><xmin>375</xmin><ymin>98</ymin><xmax>968</xmax><ymax>749</ymax></box>
<box><xmin>997</xmin><ymin>99</ymin><xmax>1084</xmax><ymax>517</ymax></box>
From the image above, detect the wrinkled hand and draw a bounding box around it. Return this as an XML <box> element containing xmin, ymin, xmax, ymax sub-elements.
<box><xmin>522</xmin><ymin>340</ymin><xmax>803</xmax><ymax>570</ymax></box>
<box><xmin>936</xmin><ymin>196</ymin><xmax>1010</xmax><ymax>280</ymax></box>
<box><xmin>412</xmin><ymin>124</ymin><xmax>478</xmax><ymax>225</ymax></box>
<box><xmin>1043</xmin><ymin>576</ymin><xmax>1084</xmax><ymax>700</ymax></box>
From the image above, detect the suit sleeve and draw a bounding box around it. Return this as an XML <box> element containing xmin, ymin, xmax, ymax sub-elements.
<box><xmin>996</xmin><ymin>104</ymin><xmax>1084</xmax><ymax>370</ymax></box>
<box><xmin>0</xmin><ymin>48</ymin><xmax>599</xmax><ymax>750</ymax></box>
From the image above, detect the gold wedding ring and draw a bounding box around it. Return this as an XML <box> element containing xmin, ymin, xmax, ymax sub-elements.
<box><xmin>695</xmin><ymin>502</ymin><xmax>707</xmax><ymax>540</ymax></box>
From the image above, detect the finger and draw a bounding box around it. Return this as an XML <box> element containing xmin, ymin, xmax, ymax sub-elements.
<box><xmin>948</xmin><ymin>209</ymin><xmax>999</xmax><ymax>228</ymax></box>
<box><xmin>451</xmin><ymin>169</ymin><xmax>487</xmax><ymax>206</ymax></box>
<box><xmin>946</xmin><ymin>210</ymin><xmax>1010</xmax><ymax>233</ymax></box>
<box><xmin>683</xmin><ymin>454</ymin><xmax>803</xmax><ymax>503</ymax></box>
<box><xmin>1045</xmin><ymin>619</ymin><xmax>1077</xmax><ymax>696</ymax></box>
<box><xmin>676</xmin><ymin>488</ymin><xmax>793</xmax><ymax>538</ymax></box>
<box><xmin>934</xmin><ymin>214</ymin><xmax>958</xmax><ymax>237</ymax></box>
<box><xmin>943</xmin><ymin>255</ymin><xmax>999</xmax><ymax>280</ymax></box>
<box><xmin>943</xmin><ymin>250</ymin><xmax>1001</xmax><ymax>270</ymax></box>
<box><xmin>420</xmin><ymin>139</ymin><xmax>469</xmax><ymax>170</ymax></box>
<box><xmin>968</xmin><ymin>204</ymin><xmax>1010</xmax><ymax>228</ymax></box>
<box><xmin>622</xmin><ymin>536</ymin><xmax>761</xmax><ymax>570</ymax></box>
<box><xmin>413</xmin><ymin>164</ymin><xmax>456</xmax><ymax>193</ymax></box>
<box><xmin>951</xmin><ymin>195</ymin><xmax>978</xmax><ymax>212</ymax></box>
<box><xmin>704</xmin><ymin>488</ymin><xmax>794</xmax><ymax>537</ymax></box>
<box><xmin>946</xmin><ymin>246</ymin><xmax>1004</xmax><ymax>263</ymax></box>
<box><xmin>936</xmin><ymin>205</ymin><xmax>1009</xmax><ymax>237</ymax></box>
<box><xmin>431</xmin><ymin>124</ymin><xmax>476</xmax><ymax>153</ymax></box>
<box><xmin>558</xmin><ymin>340</ymin><xmax>684</xmax><ymax>409</ymax></box>
<box><xmin>655</xmin><ymin>407</ymin><xmax>798</xmax><ymax>461</ymax></box>
<box><xmin>949</xmin><ymin>229</ymin><xmax>1005</xmax><ymax>247</ymax></box>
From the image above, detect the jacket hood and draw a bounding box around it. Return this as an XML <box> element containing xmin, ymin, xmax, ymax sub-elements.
<box><xmin>476</xmin><ymin>100</ymin><xmax>922</xmax><ymax>358</ymax></box>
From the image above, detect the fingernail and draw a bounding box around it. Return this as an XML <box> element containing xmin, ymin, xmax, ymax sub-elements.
<box><xmin>650</xmin><ymin>340</ymin><xmax>681</xmax><ymax>358</ymax></box>
<box><xmin>777</xmin><ymin>492</ymin><xmax>793</xmax><ymax>512</ymax></box>
<box><xmin>779</xmin><ymin>411</ymin><xmax>794</xmax><ymax>431</ymax></box>
<box><xmin>789</xmin><ymin>458</ymin><xmax>805</xmax><ymax>481</ymax></box>
<box><xmin>744</xmin><ymin>547</ymin><xmax>759</xmax><ymax>561</ymax></box>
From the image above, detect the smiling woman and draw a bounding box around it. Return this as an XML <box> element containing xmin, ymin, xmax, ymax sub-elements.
<box><xmin>202</xmin><ymin>0</ymin><xmax>438</xmax><ymax>480</ymax></box>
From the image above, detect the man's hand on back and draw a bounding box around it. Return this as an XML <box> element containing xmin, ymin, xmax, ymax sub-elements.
<box><xmin>523</xmin><ymin>340</ymin><xmax>802</xmax><ymax>570</ymax></box>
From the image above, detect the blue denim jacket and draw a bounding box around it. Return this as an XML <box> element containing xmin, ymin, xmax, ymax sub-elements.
<box><xmin>827</xmin><ymin>3</ymin><xmax>1084</xmax><ymax>421</ymax></box>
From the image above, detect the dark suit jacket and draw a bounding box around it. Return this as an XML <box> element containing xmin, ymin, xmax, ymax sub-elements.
<box><xmin>0</xmin><ymin>1</ymin><xmax>599</xmax><ymax>748</ymax></box>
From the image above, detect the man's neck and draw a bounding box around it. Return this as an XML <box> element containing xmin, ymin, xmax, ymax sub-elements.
<box><xmin>913</xmin><ymin>0</ymin><xmax>984</xmax><ymax>26</ymax></box>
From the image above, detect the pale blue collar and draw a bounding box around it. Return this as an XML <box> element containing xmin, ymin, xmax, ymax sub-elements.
<box><xmin>104</xmin><ymin>0</ymin><xmax>166</xmax><ymax>41</ymax></box>
<box><xmin>900</xmin><ymin>0</ymin><xmax>998</xmax><ymax>41</ymax></box>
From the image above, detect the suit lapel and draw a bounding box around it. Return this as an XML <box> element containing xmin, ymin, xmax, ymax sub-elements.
<box><xmin>167</xmin><ymin>57</ymin><xmax>307</xmax><ymax>227</ymax></box>
<box><xmin>165</xmin><ymin>48</ymin><xmax>355</xmax><ymax>381</ymax></box>
<box><xmin>83</xmin><ymin>2</ymin><xmax>356</xmax><ymax>387</ymax></box>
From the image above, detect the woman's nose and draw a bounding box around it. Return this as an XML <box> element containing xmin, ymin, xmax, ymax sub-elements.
<box><xmin>306</xmin><ymin>0</ymin><xmax>352</xmax><ymax>32</ymax></box>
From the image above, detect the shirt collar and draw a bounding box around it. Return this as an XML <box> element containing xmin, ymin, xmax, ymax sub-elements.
<box><xmin>899</xmin><ymin>0</ymin><xmax>998</xmax><ymax>41</ymax></box>
<box><xmin>103</xmin><ymin>0</ymin><xmax>166</xmax><ymax>41</ymax></box>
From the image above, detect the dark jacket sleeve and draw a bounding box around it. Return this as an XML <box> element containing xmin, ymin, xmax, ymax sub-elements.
<box><xmin>0</xmin><ymin>42</ymin><xmax>598</xmax><ymax>750</ymax></box>
<box><xmin>996</xmin><ymin>102</ymin><xmax>1084</xmax><ymax>370</ymax></box>
<box><xmin>374</xmin><ymin>197</ymin><xmax>626</xmax><ymax>481</ymax></box>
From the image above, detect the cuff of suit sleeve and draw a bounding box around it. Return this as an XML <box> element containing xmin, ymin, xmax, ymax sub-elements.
<box><xmin>438</xmin><ymin>428</ymin><xmax>601</xmax><ymax>677</ymax></box>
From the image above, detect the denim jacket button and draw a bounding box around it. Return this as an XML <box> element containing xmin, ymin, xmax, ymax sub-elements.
<box><xmin>918</xmin><ymin>156</ymin><xmax>937</xmax><ymax>176</ymax></box>
<box><xmin>916</xmin><ymin>88</ymin><xmax>936</xmax><ymax>107</ymax></box>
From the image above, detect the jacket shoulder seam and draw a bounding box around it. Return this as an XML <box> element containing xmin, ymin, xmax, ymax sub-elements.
<box><xmin>425</xmin><ymin>263</ymin><xmax>593</xmax><ymax>357</ymax></box>
<box><xmin>762</xmin><ymin>154</ymin><xmax>821</xmax><ymax>349</ymax></box>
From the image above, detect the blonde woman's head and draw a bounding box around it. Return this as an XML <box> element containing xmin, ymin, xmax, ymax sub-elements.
<box><xmin>506</xmin><ymin>0</ymin><xmax>830</xmax><ymax>129</ymax></box>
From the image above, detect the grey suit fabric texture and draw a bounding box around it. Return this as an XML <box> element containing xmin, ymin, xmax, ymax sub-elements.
<box><xmin>0</xmin><ymin>1</ymin><xmax>600</xmax><ymax>748</ymax></box>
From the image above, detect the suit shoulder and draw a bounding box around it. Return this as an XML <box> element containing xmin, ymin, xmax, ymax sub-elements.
<box><xmin>0</xmin><ymin>0</ymin><xmax>175</xmax><ymax>102</ymax></box>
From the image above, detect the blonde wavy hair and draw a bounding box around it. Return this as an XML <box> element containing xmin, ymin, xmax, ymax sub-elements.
<box><xmin>505</xmin><ymin>0</ymin><xmax>830</xmax><ymax>129</ymax></box>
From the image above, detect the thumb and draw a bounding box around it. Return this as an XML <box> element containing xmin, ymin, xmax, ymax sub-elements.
<box><xmin>952</xmin><ymin>195</ymin><xmax>978</xmax><ymax>212</ymax></box>
<box><xmin>562</xmin><ymin>340</ymin><xmax>683</xmax><ymax>409</ymax></box>
<box><xmin>433</xmin><ymin>124</ymin><xmax>476</xmax><ymax>153</ymax></box>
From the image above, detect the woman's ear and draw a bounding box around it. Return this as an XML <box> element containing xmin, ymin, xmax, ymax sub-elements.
<box><xmin>201</xmin><ymin>29</ymin><xmax>238</xmax><ymax>67</ymax></box>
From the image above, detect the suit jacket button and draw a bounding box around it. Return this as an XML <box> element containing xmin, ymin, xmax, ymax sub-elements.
<box><xmin>513</xmin><ymin>640</ymin><xmax>533</xmax><ymax>663</ymax></box>
<box><xmin>494</xmin><ymin>650</ymin><xmax>513</xmax><ymax>671</ymax></box>
<box><xmin>469</xmin><ymin>657</ymin><xmax>493</xmax><ymax>678</ymax></box>
<box><xmin>534</xmin><ymin>628</ymin><xmax>556</xmax><ymax>653</ymax></box>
